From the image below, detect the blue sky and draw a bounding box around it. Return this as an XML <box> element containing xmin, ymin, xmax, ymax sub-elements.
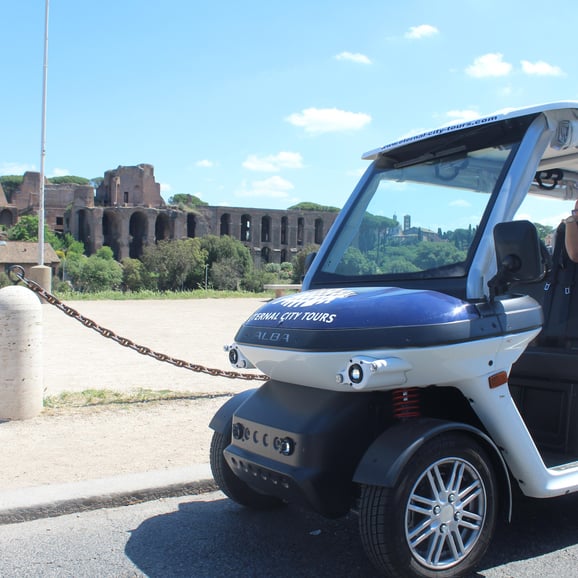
<box><xmin>2</xmin><ymin>0</ymin><xmax>578</xmax><ymax>213</ymax></box>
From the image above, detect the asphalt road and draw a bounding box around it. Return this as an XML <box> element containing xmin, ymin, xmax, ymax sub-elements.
<box><xmin>1</xmin><ymin>490</ymin><xmax>578</xmax><ymax>577</ymax></box>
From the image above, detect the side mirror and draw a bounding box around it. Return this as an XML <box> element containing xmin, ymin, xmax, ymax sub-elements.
<box><xmin>488</xmin><ymin>220</ymin><xmax>544</xmax><ymax>299</ymax></box>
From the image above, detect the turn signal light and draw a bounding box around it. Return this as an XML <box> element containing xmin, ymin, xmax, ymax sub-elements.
<box><xmin>488</xmin><ymin>371</ymin><xmax>508</xmax><ymax>389</ymax></box>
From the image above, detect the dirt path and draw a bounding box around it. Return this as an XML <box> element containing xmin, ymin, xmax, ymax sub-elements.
<box><xmin>0</xmin><ymin>397</ymin><xmax>229</xmax><ymax>490</ymax></box>
<box><xmin>1</xmin><ymin>298</ymin><xmax>268</xmax><ymax>490</ymax></box>
<box><xmin>42</xmin><ymin>297</ymin><xmax>267</xmax><ymax>395</ymax></box>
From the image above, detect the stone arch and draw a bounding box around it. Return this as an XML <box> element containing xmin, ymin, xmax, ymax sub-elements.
<box><xmin>261</xmin><ymin>215</ymin><xmax>271</xmax><ymax>242</ymax></box>
<box><xmin>77</xmin><ymin>209</ymin><xmax>92</xmax><ymax>254</ymax></box>
<box><xmin>280</xmin><ymin>248</ymin><xmax>288</xmax><ymax>263</ymax></box>
<box><xmin>155</xmin><ymin>213</ymin><xmax>170</xmax><ymax>242</ymax></box>
<box><xmin>241</xmin><ymin>214</ymin><xmax>251</xmax><ymax>242</ymax></box>
<box><xmin>314</xmin><ymin>218</ymin><xmax>324</xmax><ymax>244</ymax></box>
<box><xmin>220</xmin><ymin>213</ymin><xmax>230</xmax><ymax>236</ymax></box>
<box><xmin>102</xmin><ymin>210</ymin><xmax>122</xmax><ymax>260</ymax></box>
<box><xmin>187</xmin><ymin>213</ymin><xmax>196</xmax><ymax>238</ymax></box>
<box><xmin>261</xmin><ymin>246</ymin><xmax>270</xmax><ymax>264</ymax></box>
<box><xmin>297</xmin><ymin>217</ymin><xmax>304</xmax><ymax>246</ymax></box>
<box><xmin>129</xmin><ymin>211</ymin><xmax>148</xmax><ymax>258</ymax></box>
<box><xmin>0</xmin><ymin>209</ymin><xmax>14</xmax><ymax>227</ymax></box>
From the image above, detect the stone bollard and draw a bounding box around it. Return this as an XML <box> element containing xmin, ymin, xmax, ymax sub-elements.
<box><xmin>29</xmin><ymin>265</ymin><xmax>52</xmax><ymax>296</ymax></box>
<box><xmin>0</xmin><ymin>285</ymin><xmax>43</xmax><ymax>420</ymax></box>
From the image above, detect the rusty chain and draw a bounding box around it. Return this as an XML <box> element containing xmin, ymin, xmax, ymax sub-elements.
<box><xmin>8</xmin><ymin>265</ymin><xmax>269</xmax><ymax>382</ymax></box>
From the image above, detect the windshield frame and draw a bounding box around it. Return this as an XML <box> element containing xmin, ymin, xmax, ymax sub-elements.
<box><xmin>305</xmin><ymin>113</ymin><xmax>540</xmax><ymax>297</ymax></box>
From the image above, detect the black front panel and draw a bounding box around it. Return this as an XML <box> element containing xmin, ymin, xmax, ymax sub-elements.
<box><xmin>224</xmin><ymin>380</ymin><xmax>387</xmax><ymax>517</ymax></box>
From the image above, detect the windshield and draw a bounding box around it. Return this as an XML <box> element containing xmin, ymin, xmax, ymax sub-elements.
<box><xmin>316</xmin><ymin>144</ymin><xmax>517</xmax><ymax>283</ymax></box>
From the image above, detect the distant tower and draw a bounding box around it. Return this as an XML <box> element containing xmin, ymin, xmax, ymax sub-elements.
<box><xmin>404</xmin><ymin>214</ymin><xmax>411</xmax><ymax>231</ymax></box>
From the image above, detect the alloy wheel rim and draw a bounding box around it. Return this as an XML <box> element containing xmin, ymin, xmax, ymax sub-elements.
<box><xmin>405</xmin><ymin>456</ymin><xmax>487</xmax><ymax>570</ymax></box>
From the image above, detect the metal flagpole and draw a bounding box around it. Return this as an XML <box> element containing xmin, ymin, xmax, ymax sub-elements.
<box><xmin>38</xmin><ymin>0</ymin><xmax>49</xmax><ymax>266</ymax></box>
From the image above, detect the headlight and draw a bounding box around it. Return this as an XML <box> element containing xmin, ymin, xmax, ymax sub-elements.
<box><xmin>337</xmin><ymin>356</ymin><xmax>412</xmax><ymax>390</ymax></box>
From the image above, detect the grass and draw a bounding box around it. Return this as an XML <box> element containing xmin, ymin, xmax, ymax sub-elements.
<box><xmin>43</xmin><ymin>388</ymin><xmax>231</xmax><ymax>409</ymax></box>
<box><xmin>54</xmin><ymin>289</ymin><xmax>274</xmax><ymax>301</ymax></box>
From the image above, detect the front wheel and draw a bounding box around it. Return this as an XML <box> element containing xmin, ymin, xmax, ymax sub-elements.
<box><xmin>210</xmin><ymin>429</ymin><xmax>283</xmax><ymax>510</ymax></box>
<box><xmin>359</xmin><ymin>432</ymin><xmax>497</xmax><ymax>578</ymax></box>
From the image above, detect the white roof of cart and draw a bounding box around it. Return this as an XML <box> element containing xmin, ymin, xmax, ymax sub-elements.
<box><xmin>362</xmin><ymin>101</ymin><xmax>578</xmax><ymax>160</ymax></box>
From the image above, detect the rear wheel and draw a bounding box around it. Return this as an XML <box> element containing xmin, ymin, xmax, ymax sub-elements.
<box><xmin>210</xmin><ymin>429</ymin><xmax>283</xmax><ymax>510</ymax></box>
<box><xmin>359</xmin><ymin>433</ymin><xmax>497</xmax><ymax>577</ymax></box>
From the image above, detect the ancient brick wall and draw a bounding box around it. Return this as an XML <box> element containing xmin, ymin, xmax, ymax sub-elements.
<box><xmin>96</xmin><ymin>164</ymin><xmax>163</xmax><ymax>208</ymax></box>
<box><xmin>4</xmin><ymin>163</ymin><xmax>339</xmax><ymax>266</ymax></box>
<box><xmin>67</xmin><ymin>203</ymin><xmax>338</xmax><ymax>264</ymax></box>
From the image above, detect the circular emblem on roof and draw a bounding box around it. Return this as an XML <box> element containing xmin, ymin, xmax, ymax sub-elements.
<box><xmin>277</xmin><ymin>288</ymin><xmax>357</xmax><ymax>308</ymax></box>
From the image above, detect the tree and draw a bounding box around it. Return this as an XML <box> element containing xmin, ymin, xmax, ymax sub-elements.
<box><xmin>413</xmin><ymin>241</ymin><xmax>466</xmax><ymax>270</ymax></box>
<box><xmin>200</xmin><ymin>235</ymin><xmax>252</xmax><ymax>273</ymax></box>
<box><xmin>6</xmin><ymin>215</ymin><xmax>70</xmax><ymax>252</ymax></box>
<box><xmin>59</xmin><ymin>233</ymin><xmax>85</xmax><ymax>256</ymax></box>
<box><xmin>56</xmin><ymin>234</ymin><xmax>86</xmax><ymax>281</ymax></box>
<box><xmin>0</xmin><ymin>175</ymin><xmax>23</xmax><ymax>202</ymax></box>
<box><xmin>48</xmin><ymin>175</ymin><xmax>90</xmax><ymax>185</ymax></box>
<box><xmin>288</xmin><ymin>201</ymin><xmax>340</xmax><ymax>212</ymax></box>
<box><xmin>534</xmin><ymin>222</ymin><xmax>554</xmax><ymax>242</ymax></box>
<box><xmin>0</xmin><ymin>272</ymin><xmax>10</xmax><ymax>289</ymax></box>
<box><xmin>168</xmin><ymin>193</ymin><xmax>208</xmax><ymax>208</ymax></box>
<box><xmin>335</xmin><ymin>246</ymin><xmax>376</xmax><ymax>275</ymax></box>
<box><xmin>445</xmin><ymin>227</ymin><xmax>475</xmax><ymax>251</ymax></box>
<box><xmin>292</xmin><ymin>244</ymin><xmax>319</xmax><ymax>282</ymax></box>
<box><xmin>210</xmin><ymin>257</ymin><xmax>245</xmax><ymax>290</ymax></box>
<box><xmin>121</xmin><ymin>258</ymin><xmax>152</xmax><ymax>292</ymax></box>
<box><xmin>6</xmin><ymin>215</ymin><xmax>40</xmax><ymax>241</ymax></box>
<box><xmin>141</xmin><ymin>238</ymin><xmax>207</xmax><ymax>291</ymax></box>
<box><xmin>280</xmin><ymin>261</ymin><xmax>293</xmax><ymax>280</ymax></box>
<box><xmin>95</xmin><ymin>245</ymin><xmax>114</xmax><ymax>260</ymax></box>
<box><xmin>359</xmin><ymin>213</ymin><xmax>399</xmax><ymax>254</ymax></box>
<box><xmin>65</xmin><ymin>253</ymin><xmax>123</xmax><ymax>292</ymax></box>
<box><xmin>240</xmin><ymin>268</ymin><xmax>275</xmax><ymax>292</ymax></box>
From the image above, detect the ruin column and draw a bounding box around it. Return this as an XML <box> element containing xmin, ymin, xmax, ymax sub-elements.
<box><xmin>117</xmin><ymin>214</ymin><xmax>130</xmax><ymax>260</ymax></box>
<box><xmin>91</xmin><ymin>207</ymin><xmax>104</xmax><ymax>253</ymax></box>
<box><xmin>146</xmin><ymin>211</ymin><xmax>156</xmax><ymax>245</ymax></box>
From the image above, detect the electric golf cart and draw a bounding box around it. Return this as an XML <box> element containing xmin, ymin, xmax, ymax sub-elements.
<box><xmin>210</xmin><ymin>102</ymin><xmax>578</xmax><ymax>577</ymax></box>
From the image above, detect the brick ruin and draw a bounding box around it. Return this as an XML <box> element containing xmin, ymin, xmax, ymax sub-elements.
<box><xmin>1</xmin><ymin>164</ymin><xmax>339</xmax><ymax>266</ymax></box>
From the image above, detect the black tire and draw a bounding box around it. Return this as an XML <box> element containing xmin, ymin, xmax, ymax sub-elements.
<box><xmin>359</xmin><ymin>432</ymin><xmax>497</xmax><ymax>578</ymax></box>
<box><xmin>210</xmin><ymin>429</ymin><xmax>283</xmax><ymax>510</ymax></box>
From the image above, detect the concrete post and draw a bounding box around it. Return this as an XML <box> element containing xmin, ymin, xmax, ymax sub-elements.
<box><xmin>29</xmin><ymin>265</ymin><xmax>52</xmax><ymax>295</ymax></box>
<box><xmin>0</xmin><ymin>286</ymin><xmax>43</xmax><ymax>420</ymax></box>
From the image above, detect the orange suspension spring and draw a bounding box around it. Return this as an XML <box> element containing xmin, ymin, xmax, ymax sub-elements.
<box><xmin>392</xmin><ymin>387</ymin><xmax>421</xmax><ymax>419</ymax></box>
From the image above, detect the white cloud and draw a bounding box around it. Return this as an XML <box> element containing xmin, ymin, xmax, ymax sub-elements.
<box><xmin>335</xmin><ymin>51</ymin><xmax>372</xmax><ymax>64</ymax></box>
<box><xmin>466</xmin><ymin>53</ymin><xmax>512</xmax><ymax>78</ymax></box>
<box><xmin>286</xmin><ymin>107</ymin><xmax>371</xmax><ymax>134</ymax></box>
<box><xmin>196</xmin><ymin>159</ymin><xmax>214</xmax><ymax>168</ymax></box>
<box><xmin>444</xmin><ymin>109</ymin><xmax>481</xmax><ymax>124</ymax></box>
<box><xmin>160</xmin><ymin>183</ymin><xmax>171</xmax><ymax>193</ymax></box>
<box><xmin>405</xmin><ymin>24</ymin><xmax>439</xmax><ymax>39</ymax></box>
<box><xmin>50</xmin><ymin>168</ymin><xmax>70</xmax><ymax>177</ymax></box>
<box><xmin>521</xmin><ymin>60</ymin><xmax>565</xmax><ymax>76</ymax></box>
<box><xmin>0</xmin><ymin>162</ymin><xmax>36</xmax><ymax>175</ymax></box>
<box><xmin>235</xmin><ymin>176</ymin><xmax>294</xmax><ymax>199</ymax></box>
<box><xmin>242</xmin><ymin>152</ymin><xmax>304</xmax><ymax>172</ymax></box>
